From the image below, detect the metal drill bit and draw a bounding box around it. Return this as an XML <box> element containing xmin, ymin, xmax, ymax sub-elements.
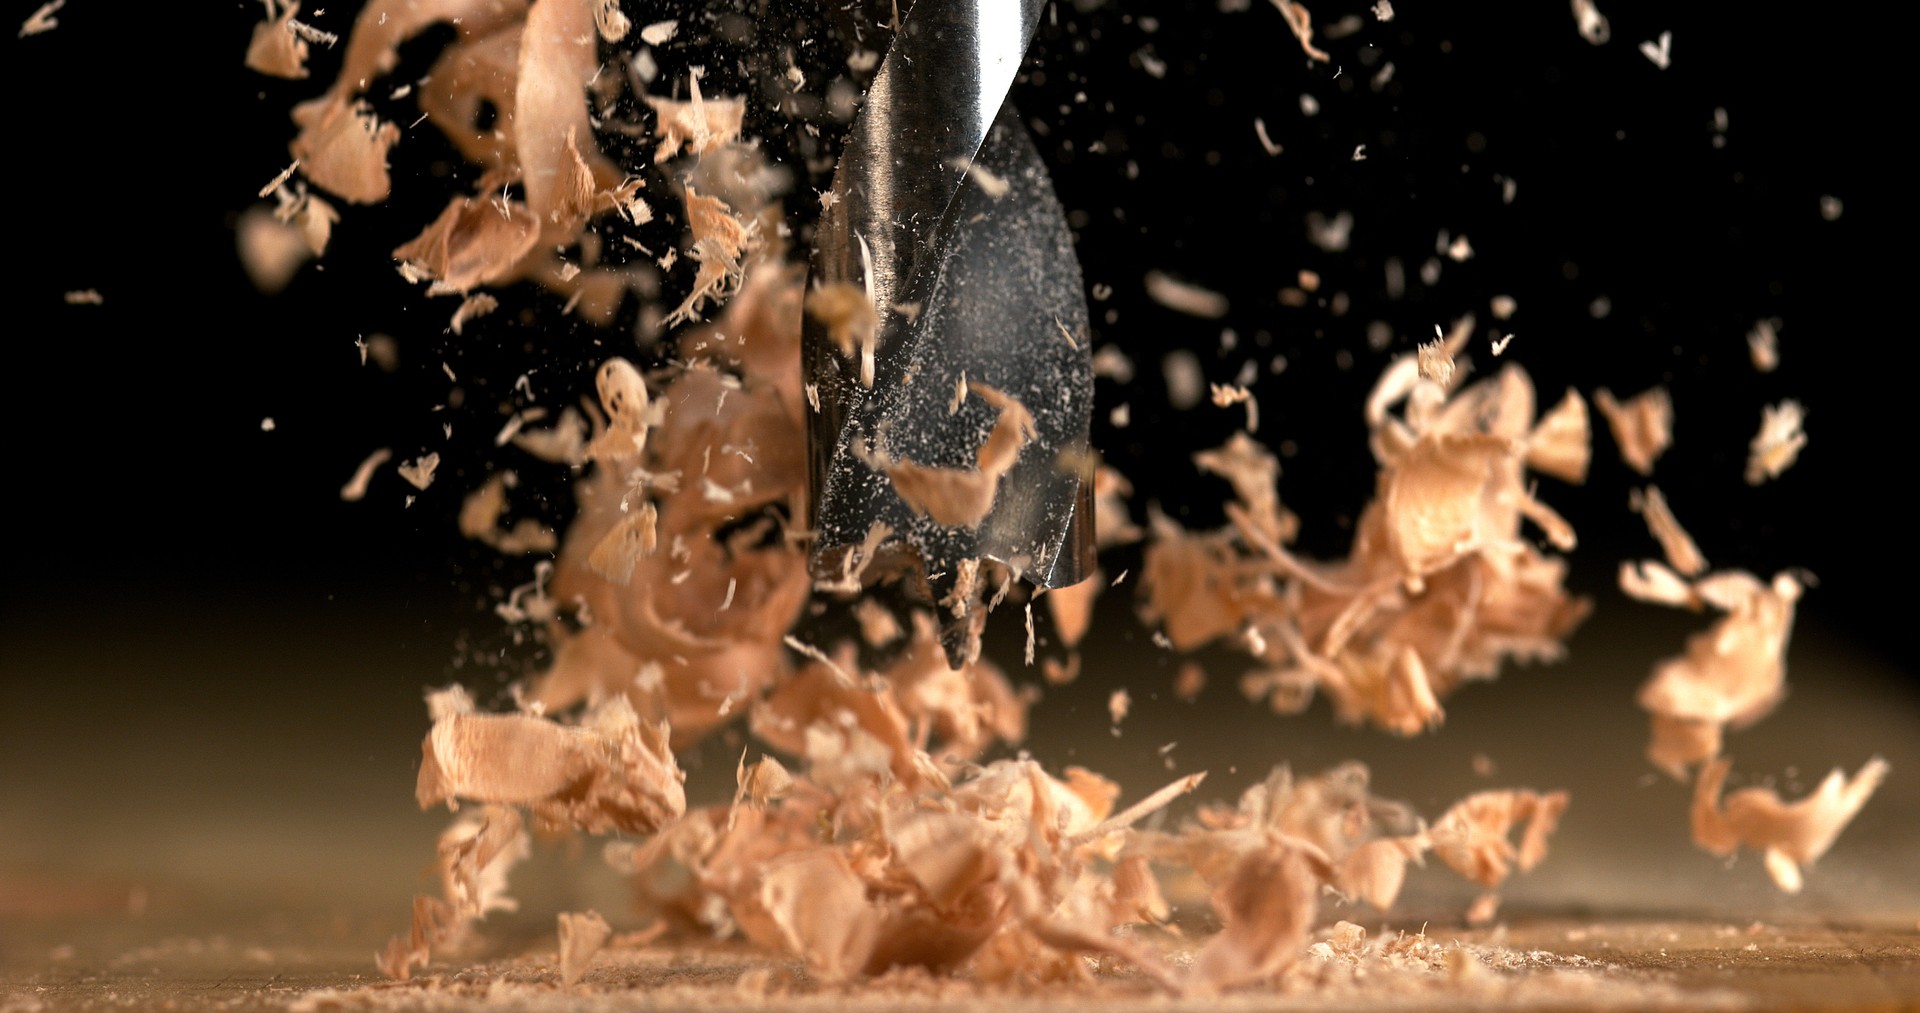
<box><xmin>804</xmin><ymin>0</ymin><xmax>1095</xmax><ymax>663</ymax></box>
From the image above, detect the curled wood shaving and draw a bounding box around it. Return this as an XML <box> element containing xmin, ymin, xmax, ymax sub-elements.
<box><xmin>1045</xmin><ymin>574</ymin><xmax>1099</xmax><ymax>648</ymax></box>
<box><xmin>586</xmin><ymin>502</ymin><xmax>658</xmax><ymax>583</ymax></box>
<box><xmin>392</xmin><ymin>185</ymin><xmax>542</xmax><ymax>293</ymax></box>
<box><xmin>1190</xmin><ymin>838</ymin><xmax>1327</xmax><ymax>989</ymax></box>
<box><xmin>755</xmin><ymin>849</ymin><xmax>880</xmax><ymax>981</ymax></box>
<box><xmin>416</xmin><ymin>693</ymin><xmax>687</xmax><ymax>835</ymax></box>
<box><xmin>805</xmin><ymin>282</ymin><xmax>877</xmax><ymax>387</ymax></box>
<box><xmin>380</xmin><ymin>804</ymin><xmax>529</xmax><ymax>980</ymax></box>
<box><xmin>340</xmin><ymin>448</ymin><xmax>392</xmax><ymax>501</ymax></box>
<box><xmin>590</xmin><ymin>0</ymin><xmax>629</xmax><ymax>41</ymax></box>
<box><xmin>645</xmin><ymin>76</ymin><xmax>747</xmax><ymax>161</ymax></box>
<box><xmin>246</xmin><ymin>0</ymin><xmax>311</xmax><ymax>79</ymax></box>
<box><xmin>556</xmin><ymin>910</ymin><xmax>611</xmax><ymax>986</ymax></box>
<box><xmin>1210</xmin><ymin>383</ymin><xmax>1259</xmax><ymax>432</ymax></box>
<box><xmin>450</xmin><ymin>293</ymin><xmax>499</xmax><ymax>335</ymax></box>
<box><xmin>459</xmin><ymin>472</ymin><xmax>558</xmax><ymax>555</ymax></box>
<box><xmin>1745</xmin><ymin>400</ymin><xmax>1807</xmax><ymax>485</ymax></box>
<box><xmin>1144</xmin><ymin>270</ymin><xmax>1229</xmax><ymax>319</ymax></box>
<box><xmin>1593</xmin><ymin>386</ymin><xmax>1673</xmax><ymax>476</ymax></box>
<box><xmin>1267</xmin><ymin>0</ymin><xmax>1331</xmax><ymax>62</ymax></box>
<box><xmin>879</xmin><ymin>383</ymin><xmax>1036</xmax><ymax>529</ymax></box>
<box><xmin>1692</xmin><ymin>756</ymin><xmax>1888</xmax><ymax>893</ymax></box>
<box><xmin>1570</xmin><ymin>0</ymin><xmax>1610</xmax><ymax>44</ymax></box>
<box><xmin>1748</xmin><ymin>320</ymin><xmax>1780</xmax><ymax>372</ymax></box>
<box><xmin>1634</xmin><ymin>571</ymin><xmax>1803</xmax><ymax>779</ymax></box>
<box><xmin>1631</xmin><ymin>485</ymin><xmax>1706</xmax><ymax>577</ymax></box>
<box><xmin>514</xmin><ymin>0</ymin><xmax>602</xmax><ymax>238</ymax></box>
<box><xmin>589</xmin><ymin>357</ymin><xmax>654</xmax><ymax>462</ymax></box>
<box><xmin>1430</xmin><ymin>788</ymin><xmax>1569</xmax><ymax>890</ymax></box>
<box><xmin>18</xmin><ymin>0</ymin><xmax>62</xmax><ymax>37</ymax></box>
<box><xmin>290</xmin><ymin>100</ymin><xmax>400</xmax><ymax>205</ymax></box>
<box><xmin>237</xmin><ymin>206</ymin><xmax>312</xmax><ymax>294</ymax></box>
<box><xmin>1526</xmin><ymin>388</ymin><xmax>1591</xmax><ymax>484</ymax></box>
<box><xmin>398</xmin><ymin>452</ymin><xmax>441</xmax><ymax>491</ymax></box>
<box><xmin>666</xmin><ymin>187</ymin><xmax>755</xmax><ymax>326</ymax></box>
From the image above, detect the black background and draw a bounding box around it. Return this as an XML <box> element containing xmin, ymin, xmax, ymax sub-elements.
<box><xmin>5</xmin><ymin>0</ymin><xmax>1912</xmax><ymax>718</ymax></box>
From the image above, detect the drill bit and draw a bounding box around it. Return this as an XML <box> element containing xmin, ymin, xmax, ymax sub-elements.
<box><xmin>805</xmin><ymin>0</ymin><xmax>1095</xmax><ymax>665</ymax></box>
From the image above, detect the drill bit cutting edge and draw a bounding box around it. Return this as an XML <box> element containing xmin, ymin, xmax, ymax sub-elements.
<box><xmin>804</xmin><ymin>0</ymin><xmax>1096</xmax><ymax>664</ymax></box>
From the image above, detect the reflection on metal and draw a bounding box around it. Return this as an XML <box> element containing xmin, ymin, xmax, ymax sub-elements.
<box><xmin>806</xmin><ymin>0</ymin><xmax>1094</xmax><ymax>616</ymax></box>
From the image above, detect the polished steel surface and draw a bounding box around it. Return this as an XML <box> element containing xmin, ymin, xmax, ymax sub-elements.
<box><xmin>804</xmin><ymin>0</ymin><xmax>1095</xmax><ymax>607</ymax></box>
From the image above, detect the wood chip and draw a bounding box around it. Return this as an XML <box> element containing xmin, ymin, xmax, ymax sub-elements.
<box><xmin>1745</xmin><ymin>400</ymin><xmax>1806</xmax><ymax>485</ymax></box>
<box><xmin>879</xmin><ymin>383</ymin><xmax>1035</xmax><ymax>529</ymax></box>
<box><xmin>1692</xmin><ymin>756</ymin><xmax>1888</xmax><ymax>893</ymax></box>
<box><xmin>1267</xmin><ymin>0</ymin><xmax>1331</xmax><ymax>62</ymax></box>
<box><xmin>449</xmin><ymin>292</ymin><xmax>498</xmax><ymax>335</ymax></box>
<box><xmin>1747</xmin><ymin>320</ymin><xmax>1780</xmax><ymax>372</ymax></box>
<box><xmin>1631</xmin><ymin>485</ymin><xmax>1706</xmax><ymax>577</ymax></box>
<box><xmin>340</xmin><ymin>448</ymin><xmax>392</xmax><ymax>501</ymax></box>
<box><xmin>1145</xmin><ymin>270</ymin><xmax>1229</xmax><ymax>319</ymax></box>
<box><xmin>645</xmin><ymin>75</ymin><xmax>746</xmax><ymax>161</ymax></box>
<box><xmin>416</xmin><ymin>693</ymin><xmax>686</xmax><ymax>835</ymax></box>
<box><xmin>398</xmin><ymin>452</ymin><xmax>441</xmax><ymax>491</ymax></box>
<box><xmin>1430</xmin><ymin>789</ymin><xmax>1570</xmax><ymax>889</ymax></box>
<box><xmin>556</xmin><ymin>910</ymin><xmax>611</xmax><ymax>986</ymax></box>
<box><xmin>1593</xmin><ymin>386</ymin><xmax>1673</xmax><ymax>475</ymax></box>
<box><xmin>1636</xmin><ymin>571</ymin><xmax>1803</xmax><ymax>779</ymax></box>
<box><xmin>1570</xmin><ymin>0</ymin><xmax>1610</xmax><ymax>44</ymax></box>
<box><xmin>17</xmin><ymin>0</ymin><xmax>61</xmax><ymax>37</ymax></box>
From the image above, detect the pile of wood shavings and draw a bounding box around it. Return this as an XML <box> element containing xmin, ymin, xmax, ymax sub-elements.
<box><xmin>384</xmin><ymin>247</ymin><xmax>1579</xmax><ymax>980</ymax></box>
<box><xmin>1136</xmin><ymin>320</ymin><xmax>1590</xmax><ymax>737</ymax></box>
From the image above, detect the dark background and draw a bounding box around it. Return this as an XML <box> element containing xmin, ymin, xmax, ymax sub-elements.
<box><xmin>3</xmin><ymin>0</ymin><xmax>1915</xmax><ymax>926</ymax></box>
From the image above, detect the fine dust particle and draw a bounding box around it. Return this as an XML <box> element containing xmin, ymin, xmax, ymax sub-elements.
<box><xmin>1109</xmin><ymin>688</ymin><xmax>1130</xmax><ymax>726</ymax></box>
<box><xmin>63</xmin><ymin>289</ymin><xmax>104</xmax><ymax>305</ymax></box>
<box><xmin>1819</xmin><ymin>195</ymin><xmax>1844</xmax><ymax>221</ymax></box>
<box><xmin>1145</xmin><ymin>271</ymin><xmax>1230</xmax><ymax>319</ymax></box>
<box><xmin>1372</xmin><ymin>0</ymin><xmax>1394</xmax><ymax>20</ymax></box>
<box><xmin>1163</xmin><ymin>350</ymin><xmax>1205</xmax><ymax>410</ymax></box>
<box><xmin>261</xmin><ymin>418</ymin><xmax>277</xmax><ymax>432</ymax></box>
<box><xmin>1490</xmin><ymin>295</ymin><xmax>1517</xmax><ymax>320</ymax></box>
